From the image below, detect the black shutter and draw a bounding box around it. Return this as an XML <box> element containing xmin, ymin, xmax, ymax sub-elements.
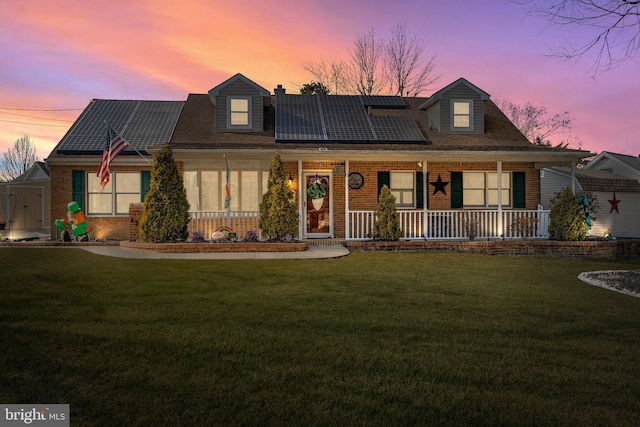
<box><xmin>451</xmin><ymin>172</ymin><xmax>463</xmax><ymax>208</ymax></box>
<box><xmin>71</xmin><ymin>170</ymin><xmax>85</xmax><ymax>211</ymax></box>
<box><xmin>415</xmin><ymin>171</ymin><xmax>424</xmax><ymax>209</ymax></box>
<box><xmin>378</xmin><ymin>171</ymin><xmax>390</xmax><ymax>200</ymax></box>
<box><xmin>513</xmin><ymin>171</ymin><xmax>526</xmax><ymax>208</ymax></box>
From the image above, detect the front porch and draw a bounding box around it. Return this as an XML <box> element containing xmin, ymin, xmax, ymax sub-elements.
<box><xmin>188</xmin><ymin>207</ymin><xmax>550</xmax><ymax>241</ymax></box>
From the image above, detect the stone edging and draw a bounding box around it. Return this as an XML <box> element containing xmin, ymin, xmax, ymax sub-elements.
<box><xmin>120</xmin><ymin>240</ymin><xmax>309</xmax><ymax>253</ymax></box>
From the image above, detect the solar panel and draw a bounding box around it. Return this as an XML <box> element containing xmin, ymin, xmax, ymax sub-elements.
<box><xmin>360</xmin><ymin>95</ymin><xmax>406</xmax><ymax>108</ymax></box>
<box><xmin>276</xmin><ymin>94</ymin><xmax>424</xmax><ymax>143</ymax></box>
<box><xmin>320</xmin><ymin>95</ymin><xmax>373</xmax><ymax>141</ymax></box>
<box><xmin>275</xmin><ymin>92</ymin><xmax>324</xmax><ymax>140</ymax></box>
<box><xmin>370</xmin><ymin>116</ymin><xmax>425</xmax><ymax>142</ymax></box>
<box><xmin>57</xmin><ymin>100</ymin><xmax>184</xmax><ymax>153</ymax></box>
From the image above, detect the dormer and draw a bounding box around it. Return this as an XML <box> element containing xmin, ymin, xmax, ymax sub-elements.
<box><xmin>419</xmin><ymin>78</ymin><xmax>490</xmax><ymax>135</ymax></box>
<box><xmin>208</xmin><ymin>73</ymin><xmax>270</xmax><ymax>133</ymax></box>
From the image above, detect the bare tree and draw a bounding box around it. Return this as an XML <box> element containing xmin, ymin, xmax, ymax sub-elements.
<box><xmin>0</xmin><ymin>135</ymin><xmax>39</xmax><ymax>182</ymax></box>
<box><xmin>517</xmin><ymin>0</ymin><xmax>640</xmax><ymax>74</ymax></box>
<box><xmin>385</xmin><ymin>22</ymin><xmax>440</xmax><ymax>97</ymax></box>
<box><xmin>302</xmin><ymin>56</ymin><xmax>349</xmax><ymax>95</ymax></box>
<box><xmin>302</xmin><ymin>22</ymin><xmax>439</xmax><ymax>96</ymax></box>
<box><xmin>347</xmin><ymin>27</ymin><xmax>387</xmax><ymax>95</ymax></box>
<box><xmin>498</xmin><ymin>100</ymin><xmax>580</xmax><ymax>148</ymax></box>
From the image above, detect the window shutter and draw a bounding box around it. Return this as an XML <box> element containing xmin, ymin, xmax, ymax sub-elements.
<box><xmin>513</xmin><ymin>172</ymin><xmax>526</xmax><ymax>208</ymax></box>
<box><xmin>71</xmin><ymin>170</ymin><xmax>85</xmax><ymax>211</ymax></box>
<box><xmin>451</xmin><ymin>172</ymin><xmax>463</xmax><ymax>208</ymax></box>
<box><xmin>378</xmin><ymin>171</ymin><xmax>390</xmax><ymax>199</ymax></box>
<box><xmin>141</xmin><ymin>171</ymin><xmax>151</xmax><ymax>202</ymax></box>
<box><xmin>415</xmin><ymin>171</ymin><xmax>424</xmax><ymax>209</ymax></box>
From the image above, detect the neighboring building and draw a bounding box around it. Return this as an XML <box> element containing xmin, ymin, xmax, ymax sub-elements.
<box><xmin>540</xmin><ymin>166</ymin><xmax>640</xmax><ymax>238</ymax></box>
<box><xmin>0</xmin><ymin>162</ymin><xmax>51</xmax><ymax>238</ymax></box>
<box><xmin>583</xmin><ymin>151</ymin><xmax>640</xmax><ymax>182</ymax></box>
<box><xmin>46</xmin><ymin>73</ymin><xmax>590</xmax><ymax>241</ymax></box>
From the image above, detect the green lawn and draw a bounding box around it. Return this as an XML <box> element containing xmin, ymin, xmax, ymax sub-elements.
<box><xmin>1</xmin><ymin>249</ymin><xmax>639</xmax><ymax>426</ymax></box>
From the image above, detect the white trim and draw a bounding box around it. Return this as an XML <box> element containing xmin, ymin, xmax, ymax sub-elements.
<box><xmin>451</xmin><ymin>99</ymin><xmax>473</xmax><ymax>131</ymax></box>
<box><xmin>226</xmin><ymin>96</ymin><xmax>252</xmax><ymax>129</ymax></box>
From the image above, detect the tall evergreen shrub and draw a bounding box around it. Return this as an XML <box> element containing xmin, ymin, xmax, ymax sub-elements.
<box><xmin>548</xmin><ymin>187</ymin><xmax>586</xmax><ymax>241</ymax></box>
<box><xmin>139</xmin><ymin>146</ymin><xmax>190</xmax><ymax>242</ymax></box>
<box><xmin>259</xmin><ymin>153</ymin><xmax>299</xmax><ymax>241</ymax></box>
<box><xmin>373</xmin><ymin>185</ymin><xmax>402</xmax><ymax>241</ymax></box>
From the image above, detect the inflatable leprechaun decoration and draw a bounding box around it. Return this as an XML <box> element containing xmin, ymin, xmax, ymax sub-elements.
<box><xmin>55</xmin><ymin>201</ymin><xmax>92</xmax><ymax>242</ymax></box>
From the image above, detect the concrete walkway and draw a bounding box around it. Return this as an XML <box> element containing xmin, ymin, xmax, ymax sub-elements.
<box><xmin>80</xmin><ymin>244</ymin><xmax>350</xmax><ymax>260</ymax></box>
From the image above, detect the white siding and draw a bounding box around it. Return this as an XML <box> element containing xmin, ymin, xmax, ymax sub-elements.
<box><xmin>589</xmin><ymin>191</ymin><xmax>640</xmax><ymax>238</ymax></box>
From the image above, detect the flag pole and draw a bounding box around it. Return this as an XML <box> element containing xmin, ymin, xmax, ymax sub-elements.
<box><xmin>224</xmin><ymin>154</ymin><xmax>231</xmax><ymax>228</ymax></box>
<box><xmin>103</xmin><ymin>121</ymin><xmax>151</xmax><ymax>164</ymax></box>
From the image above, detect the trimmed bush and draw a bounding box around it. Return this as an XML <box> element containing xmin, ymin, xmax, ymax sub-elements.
<box><xmin>373</xmin><ymin>185</ymin><xmax>402</xmax><ymax>241</ymax></box>
<box><xmin>139</xmin><ymin>146</ymin><xmax>190</xmax><ymax>242</ymax></box>
<box><xmin>548</xmin><ymin>187</ymin><xmax>586</xmax><ymax>241</ymax></box>
<box><xmin>259</xmin><ymin>153</ymin><xmax>299</xmax><ymax>241</ymax></box>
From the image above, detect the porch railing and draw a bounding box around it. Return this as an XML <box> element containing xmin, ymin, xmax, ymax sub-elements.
<box><xmin>189</xmin><ymin>208</ymin><xmax>550</xmax><ymax>241</ymax></box>
<box><xmin>348</xmin><ymin>209</ymin><xmax>550</xmax><ymax>240</ymax></box>
<box><xmin>189</xmin><ymin>211</ymin><xmax>259</xmax><ymax>239</ymax></box>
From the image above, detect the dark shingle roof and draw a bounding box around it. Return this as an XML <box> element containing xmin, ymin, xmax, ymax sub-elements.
<box><xmin>551</xmin><ymin>167</ymin><xmax>640</xmax><ymax>192</ymax></box>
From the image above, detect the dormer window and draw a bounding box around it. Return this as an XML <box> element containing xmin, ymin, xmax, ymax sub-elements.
<box><xmin>452</xmin><ymin>100</ymin><xmax>473</xmax><ymax>130</ymax></box>
<box><xmin>228</xmin><ymin>96</ymin><xmax>251</xmax><ymax>128</ymax></box>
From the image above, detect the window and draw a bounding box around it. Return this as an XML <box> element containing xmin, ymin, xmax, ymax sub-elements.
<box><xmin>228</xmin><ymin>97</ymin><xmax>251</xmax><ymax>127</ymax></box>
<box><xmin>183</xmin><ymin>170</ymin><xmax>265</xmax><ymax>211</ymax></box>
<box><xmin>390</xmin><ymin>171</ymin><xmax>415</xmax><ymax>207</ymax></box>
<box><xmin>87</xmin><ymin>172</ymin><xmax>146</xmax><ymax>215</ymax></box>
<box><xmin>452</xmin><ymin>100</ymin><xmax>472</xmax><ymax>130</ymax></box>
<box><xmin>460</xmin><ymin>172</ymin><xmax>511</xmax><ymax>208</ymax></box>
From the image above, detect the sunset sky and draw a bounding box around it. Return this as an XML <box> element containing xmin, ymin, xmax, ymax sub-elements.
<box><xmin>1</xmin><ymin>0</ymin><xmax>638</xmax><ymax>161</ymax></box>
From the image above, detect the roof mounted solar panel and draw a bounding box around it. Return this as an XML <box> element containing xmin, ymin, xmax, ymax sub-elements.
<box><xmin>359</xmin><ymin>95</ymin><xmax>406</xmax><ymax>108</ymax></box>
<box><xmin>275</xmin><ymin>93</ymin><xmax>424</xmax><ymax>143</ymax></box>
<box><xmin>56</xmin><ymin>100</ymin><xmax>184</xmax><ymax>154</ymax></box>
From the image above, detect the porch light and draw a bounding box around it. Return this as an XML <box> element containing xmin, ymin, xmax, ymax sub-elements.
<box><xmin>288</xmin><ymin>174</ymin><xmax>294</xmax><ymax>188</ymax></box>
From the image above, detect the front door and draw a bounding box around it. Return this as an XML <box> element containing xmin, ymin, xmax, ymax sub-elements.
<box><xmin>303</xmin><ymin>172</ymin><xmax>332</xmax><ymax>238</ymax></box>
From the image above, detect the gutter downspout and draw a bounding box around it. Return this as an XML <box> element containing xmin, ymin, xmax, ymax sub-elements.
<box><xmin>345</xmin><ymin>160</ymin><xmax>350</xmax><ymax>240</ymax></box>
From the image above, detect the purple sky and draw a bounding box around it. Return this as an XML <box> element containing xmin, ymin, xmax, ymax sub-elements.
<box><xmin>1</xmin><ymin>0</ymin><xmax>638</xmax><ymax>160</ymax></box>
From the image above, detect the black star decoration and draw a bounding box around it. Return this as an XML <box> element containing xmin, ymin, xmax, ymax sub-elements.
<box><xmin>608</xmin><ymin>192</ymin><xmax>621</xmax><ymax>214</ymax></box>
<box><xmin>430</xmin><ymin>174</ymin><xmax>449</xmax><ymax>196</ymax></box>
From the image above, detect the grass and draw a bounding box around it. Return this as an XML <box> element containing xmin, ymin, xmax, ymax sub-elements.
<box><xmin>1</xmin><ymin>249</ymin><xmax>639</xmax><ymax>426</ymax></box>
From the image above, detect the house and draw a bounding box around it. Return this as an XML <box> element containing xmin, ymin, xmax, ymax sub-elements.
<box><xmin>541</xmin><ymin>163</ymin><xmax>640</xmax><ymax>239</ymax></box>
<box><xmin>583</xmin><ymin>151</ymin><xmax>640</xmax><ymax>182</ymax></box>
<box><xmin>0</xmin><ymin>162</ymin><xmax>51</xmax><ymax>239</ymax></box>
<box><xmin>46</xmin><ymin>73</ymin><xmax>591</xmax><ymax>241</ymax></box>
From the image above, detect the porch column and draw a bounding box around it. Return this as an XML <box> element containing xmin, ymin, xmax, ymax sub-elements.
<box><xmin>497</xmin><ymin>161</ymin><xmax>503</xmax><ymax>238</ymax></box>
<box><xmin>571</xmin><ymin>160</ymin><xmax>577</xmax><ymax>193</ymax></box>
<box><xmin>422</xmin><ymin>160</ymin><xmax>428</xmax><ymax>239</ymax></box>
<box><xmin>298</xmin><ymin>160</ymin><xmax>303</xmax><ymax>239</ymax></box>
<box><xmin>345</xmin><ymin>160</ymin><xmax>350</xmax><ymax>241</ymax></box>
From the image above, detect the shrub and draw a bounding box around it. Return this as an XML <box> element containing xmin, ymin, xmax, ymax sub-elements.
<box><xmin>373</xmin><ymin>185</ymin><xmax>402</xmax><ymax>241</ymax></box>
<box><xmin>463</xmin><ymin>211</ymin><xmax>480</xmax><ymax>241</ymax></box>
<box><xmin>510</xmin><ymin>217</ymin><xmax>539</xmax><ymax>239</ymax></box>
<box><xmin>259</xmin><ymin>153</ymin><xmax>299</xmax><ymax>241</ymax></box>
<box><xmin>139</xmin><ymin>146</ymin><xmax>190</xmax><ymax>242</ymax></box>
<box><xmin>191</xmin><ymin>231</ymin><xmax>206</xmax><ymax>243</ymax></box>
<box><xmin>243</xmin><ymin>230</ymin><xmax>259</xmax><ymax>242</ymax></box>
<box><xmin>548</xmin><ymin>187</ymin><xmax>586</xmax><ymax>241</ymax></box>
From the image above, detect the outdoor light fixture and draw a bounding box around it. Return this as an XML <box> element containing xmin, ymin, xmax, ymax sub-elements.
<box><xmin>288</xmin><ymin>174</ymin><xmax>294</xmax><ymax>187</ymax></box>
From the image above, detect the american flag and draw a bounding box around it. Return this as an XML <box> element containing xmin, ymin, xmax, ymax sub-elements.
<box><xmin>97</xmin><ymin>124</ymin><xmax>130</xmax><ymax>189</ymax></box>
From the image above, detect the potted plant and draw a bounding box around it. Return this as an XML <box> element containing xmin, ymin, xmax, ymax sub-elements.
<box><xmin>307</xmin><ymin>180</ymin><xmax>326</xmax><ymax>210</ymax></box>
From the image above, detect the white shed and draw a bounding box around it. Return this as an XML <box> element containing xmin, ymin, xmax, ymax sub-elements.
<box><xmin>0</xmin><ymin>162</ymin><xmax>51</xmax><ymax>239</ymax></box>
<box><xmin>540</xmin><ymin>167</ymin><xmax>640</xmax><ymax>239</ymax></box>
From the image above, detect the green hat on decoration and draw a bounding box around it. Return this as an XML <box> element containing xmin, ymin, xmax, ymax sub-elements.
<box><xmin>67</xmin><ymin>201</ymin><xmax>81</xmax><ymax>214</ymax></box>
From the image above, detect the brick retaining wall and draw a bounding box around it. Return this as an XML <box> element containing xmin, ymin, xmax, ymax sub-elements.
<box><xmin>120</xmin><ymin>240</ymin><xmax>309</xmax><ymax>253</ymax></box>
<box><xmin>345</xmin><ymin>239</ymin><xmax>640</xmax><ymax>261</ymax></box>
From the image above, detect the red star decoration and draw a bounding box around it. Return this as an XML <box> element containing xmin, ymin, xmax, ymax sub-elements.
<box><xmin>608</xmin><ymin>192</ymin><xmax>621</xmax><ymax>214</ymax></box>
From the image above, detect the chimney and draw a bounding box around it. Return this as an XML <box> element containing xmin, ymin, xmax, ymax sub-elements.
<box><xmin>274</xmin><ymin>84</ymin><xmax>285</xmax><ymax>96</ymax></box>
